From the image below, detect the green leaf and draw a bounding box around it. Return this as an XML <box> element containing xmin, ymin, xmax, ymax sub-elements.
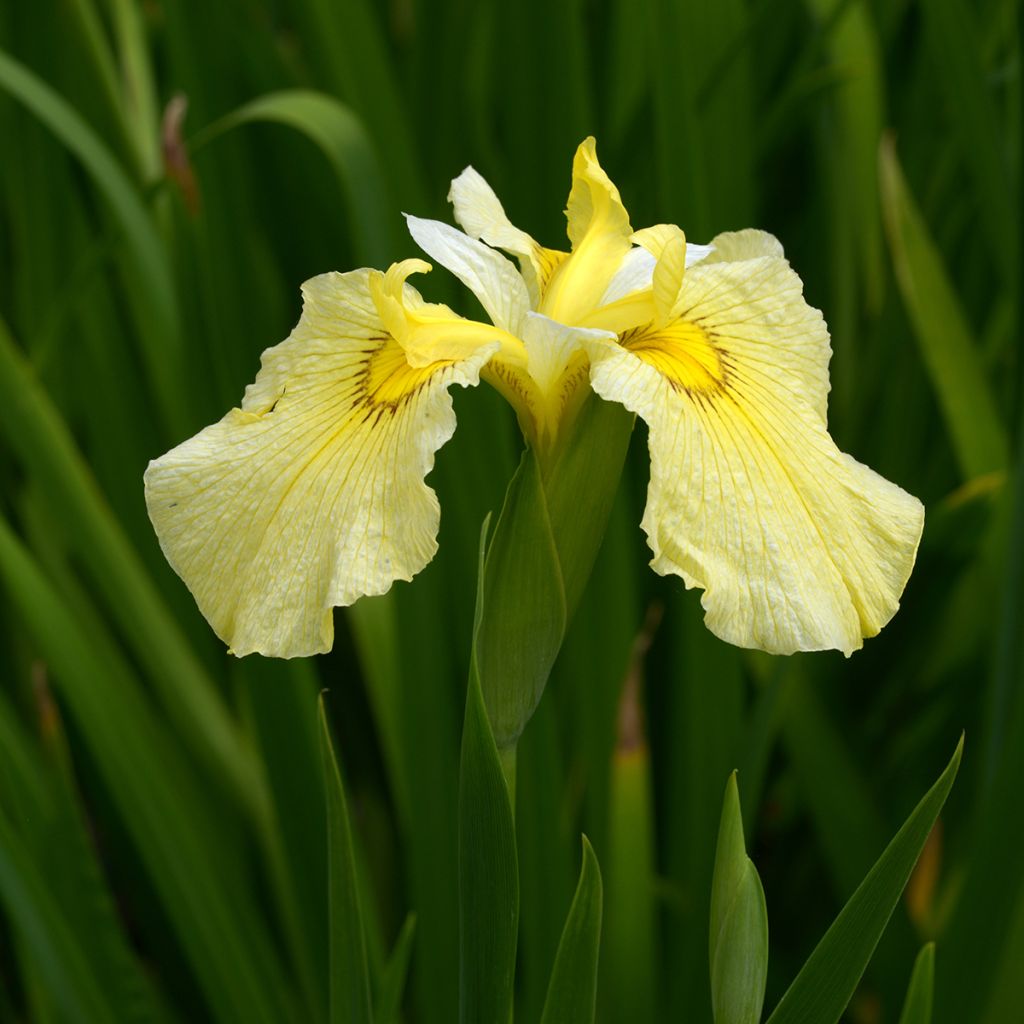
<box><xmin>0</xmin><ymin>316</ymin><xmax>260</xmax><ymax>819</ymax></box>
<box><xmin>710</xmin><ymin>773</ymin><xmax>768</xmax><ymax>1024</ymax></box>
<box><xmin>474</xmin><ymin>449</ymin><xmax>566</xmax><ymax>749</ymax></box>
<box><xmin>0</xmin><ymin>805</ymin><xmax>120</xmax><ymax>1024</ymax></box>
<box><xmin>766</xmin><ymin>737</ymin><xmax>963</xmax><ymax>1024</ymax></box>
<box><xmin>374</xmin><ymin>914</ymin><xmax>416</xmax><ymax>1024</ymax></box>
<box><xmin>196</xmin><ymin>90</ymin><xmax>395</xmax><ymax>267</ymax></box>
<box><xmin>0</xmin><ymin>47</ymin><xmax>186</xmax><ymax>434</ymax></box>
<box><xmin>0</xmin><ymin>694</ymin><xmax>167</xmax><ymax>1024</ymax></box>
<box><xmin>605</xmin><ymin>678</ymin><xmax>657</xmax><ymax>1024</ymax></box>
<box><xmin>459</xmin><ymin>621</ymin><xmax>519</xmax><ymax>1023</ymax></box>
<box><xmin>540</xmin><ymin>836</ymin><xmax>603</xmax><ymax>1024</ymax></box>
<box><xmin>0</xmin><ymin>516</ymin><xmax>297</xmax><ymax>1024</ymax></box>
<box><xmin>920</xmin><ymin>0</ymin><xmax>1017</xmax><ymax>282</ymax></box>
<box><xmin>319</xmin><ymin>695</ymin><xmax>374</xmax><ymax>1024</ymax></box>
<box><xmin>879</xmin><ymin>137</ymin><xmax>1009</xmax><ymax>478</ymax></box>
<box><xmin>542</xmin><ymin>394</ymin><xmax>635</xmax><ymax>621</ymax></box>
<box><xmin>897</xmin><ymin>944</ymin><xmax>935</xmax><ymax>1024</ymax></box>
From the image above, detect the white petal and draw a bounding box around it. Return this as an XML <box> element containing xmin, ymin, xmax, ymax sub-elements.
<box><xmin>448</xmin><ymin>166</ymin><xmax>539</xmax><ymax>260</ymax></box>
<box><xmin>405</xmin><ymin>214</ymin><xmax>531</xmax><ymax>334</ymax></box>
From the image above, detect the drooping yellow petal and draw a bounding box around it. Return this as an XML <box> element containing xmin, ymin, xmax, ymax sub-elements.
<box><xmin>367</xmin><ymin>258</ymin><xmax>516</xmax><ymax>368</ymax></box>
<box><xmin>540</xmin><ymin>137</ymin><xmax>634</xmax><ymax>324</ymax></box>
<box><xmin>584</xmin><ymin>236</ymin><xmax>923</xmax><ymax>656</ymax></box>
<box><xmin>144</xmin><ymin>270</ymin><xmax>497</xmax><ymax>658</ymax></box>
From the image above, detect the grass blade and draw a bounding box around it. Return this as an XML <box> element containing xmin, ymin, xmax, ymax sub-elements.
<box><xmin>766</xmin><ymin>737</ymin><xmax>962</xmax><ymax>1024</ymax></box>
<box><xmin>0</xmin><ymin>516</ymin><xmax>297</xmax><ymax>1024</ymax></box>
<box><xmin>0</xmin><ymin>806</ymin><xmax>120</xmax><ymax>1024</ymax></box>
<box><xmin>710</xmin><ymin>773</ymin><xmax>768</xmax><ymax>1024</ymax></box>
<box><xmin>375</xmin><ymin>914</ymin><xmax>416</xmax><ymax>1024</ymax></box>
<box><xmin>196</xmin><ymin>90</ymin><xmax>396</xmax><ymax>266</ymax></box>
<box><xmin>458</xmin><ymin>657</ymin><xmax>518</xmax><ymax>1024</ymax></box>
<box><xmin>897</xmin><ymin>944</ymin><xmax>935</xmax><ymax>1024</ymax></box>
<box><xmin>319</xmin><ymin>695</ymin><xmax>374</xmax><ymax>1024</ymax></box>
<box><xmin>0</xmin><ymin>316</ymin><xmax>260</xmax><ymax>817</ymax></box>
<box><xmin>540</xmin><ymin>837</ymin><xmax>603</xmax><ymax>1024</ymax></box>
<box><xmin>0</xmin><ymin>47</ymin><xmax>186</xmax><ymax>434</ymax></box>
<box><xmin>879</xmin><ymin>136</ymin><xmax>1009</xmax><ymax>478</ymax></box>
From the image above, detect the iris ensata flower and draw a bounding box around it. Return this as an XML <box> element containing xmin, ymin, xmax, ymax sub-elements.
<box><xmin>145</xmin><ymin>139</ymin><xmax>923</xmax><ymax>659</ymax></box>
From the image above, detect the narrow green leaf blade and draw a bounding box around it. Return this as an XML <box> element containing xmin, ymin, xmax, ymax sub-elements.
<box><xmin>458</xmin><ymin>660</ymin><xmax>518</xmax><ymax>1023</ymax></box>
<box><xmin>0</xmin><ymin>316</ymin><xmax>259</xmax><ymax>817</ymax></box>
<box><xmin>0</xmin><ymin>518</ymin><xmax>296</xmax><ymax>1024</ymax></box>
<box><xmin>898</xmin><ymin>944</ymin><xmax>935</xmax><ymax>1024</ymax></box>
<box><xmin>710</xmin><ymin>773</ymin><xmax>768</xmax><ymax>1024</ymax></box>
<box><xmin>0</xmin><ymin>806</ymin><xmax>120</xmax><ymax>1024</ymax></box>
<box><xmin>540</xmin><ymin>836</ymin><xmax>603</xmax><ymax>1024</ymax></box>
<box><xmin>0</xmin><ymin>47</ymin><xmax>186</xmax><ymax>433</ymax></box>
<box><xmin>198</xmin><ymin>90</ymin><xmax>395</xmax><ymax>266</ymax></box>
<box><xmin>319</xmin><ymin>696</ymin><xmax>374</xmax><ymax>1024</ymax></box>
<box><xmin>375</xmin><ymin>914</ymin><xmax>416</xmax><ymax>1024</ymax></box>
<box><xmin>879</xmin><ymin>138</ymin><xmax>1008</xmax><ymax>478</ymax></box>
<box><xmin>766</xmin><ymin>737</ymin><xmax>963</xmax><ymax>1024</ymax></box>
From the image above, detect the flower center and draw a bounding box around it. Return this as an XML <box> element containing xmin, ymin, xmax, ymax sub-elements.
<box><xmin>620</xmin><ymin>321</ymin><xmax>726</xmax><ymax>395</ymax></box>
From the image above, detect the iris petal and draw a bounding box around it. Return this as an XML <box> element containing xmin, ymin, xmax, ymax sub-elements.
<box><xmin>584</xmin><ymin>232</ymin><xmax>923</xmax><ymax>655</ymax></box>
<box><xmin>145</xmin><ymin>270</ymin><xmax>496</xmax><ymax>657</ymax></box>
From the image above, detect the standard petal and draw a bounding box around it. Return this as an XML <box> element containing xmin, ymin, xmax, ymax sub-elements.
<box><xmin>145</xmin><ymin>270</ymin><xmax>496</xmax><ymax>658</ymax></box>
<box><xmin>587</xmin><ymin>338</ymin><xmax>923</xmax><ymax>655</ymax></box>
<box><xmin>541</xmin><ymin>137</ymin><xmax>633</xmax><ymax>323</ymax></box>
<box><xmin>448</xmin><ymin>165</ymin><xmax>556</xmax><ymax>306</ymax></box>
<box><xmin>404</xmin><ymin>214</ymin><xmax>531</xmax><ymax>334</ymax></box>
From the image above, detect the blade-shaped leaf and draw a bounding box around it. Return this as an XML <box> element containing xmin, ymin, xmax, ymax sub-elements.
<box><xmin>710</xmin><ymin>773</ymin><xmax>768</xmax><ymax>1024</ymax></box>
<box><xmin>766</xmin><ymin>737</ymin><xmax>962</xmax><ymax>1024</ymax></box>
<box><xmin>898</xmin><ymin>944</ymin><xmax>935</xmax><ymax>1024</ymax></box>
<box><xmin>540</xmin><ymin>836</ymin><xmax>603</xmax><ymax>1024</ymax></box>
<box><xmin>879</xmin><ymin>138</ymin><xmax>1008</xmax><ymax>479</ymax></box>
<box><xmin>375</xmin><ymin>914</ymin><xmax>416</xmax><ymax>1024</ymax></box>
<box><xmin>0</xmin><ymin>316</ymin><xmax>259</xmax><ymax>817</ymax></box>
<box><xmin>0</xmin><ymin>47</ymin><xmax>186</xmax><ymax>434</ymax></box>
<box><xmin>460</xmin><ymin>524</ymin><xmax>519</xmax><ymax>1024</ymax></box>
<box><xmin>0</xmin><ymin>516</ymin><xmax>296</xmax><ymax>1024</ymax></box>
<box><xmin>475</xmin><ymin>449</ymin><xmax>566</xmax><ymax>750</ymax></box>
<box><xmin>319</xmin><ymin>696</ymin><xmax>374</xmax><ymax>1024</ymax></box>
<box><xmin>195</xmin><ymin>90</ymin><xmax>394</xmax><ymax>267</ymax></box>
<box><xmin>0</xmin><ymin>805</ymin><xmax>120</xmax><ymax>1024</ymax></box>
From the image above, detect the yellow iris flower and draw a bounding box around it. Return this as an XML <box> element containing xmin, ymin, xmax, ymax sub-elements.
<box><xmin>145</xmin><ymin>138</ymin><xmax>923</xmax><ymax>659</ymax></box>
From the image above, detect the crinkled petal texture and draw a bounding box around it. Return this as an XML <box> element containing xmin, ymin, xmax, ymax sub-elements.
<box><xmin>585</xmin><ymin>230</ymin><xmax>924</xmax><ymax>656</ymax></box>
<box><xmin>144</xmin><ymin>270</ymin><xmax>495</xmax><ymax>658</ymax></box>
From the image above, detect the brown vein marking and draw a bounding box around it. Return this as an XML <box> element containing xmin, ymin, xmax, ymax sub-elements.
<box><xmin>620</xmin><ymin>321</ymin><xmax>729</xmax><ymax>397</ymax></box>
<box><xmin>532</xmin><ymin>244</ymin><xmax>570</xmax><ymax>294</ymax></box>
<box><xmin>355</xmin><ymin>335</ymin><xmax>451</xmax><ymax>414</ymax></box>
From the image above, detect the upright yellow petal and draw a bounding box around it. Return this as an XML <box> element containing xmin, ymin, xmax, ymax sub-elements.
<box><xmin>541</xmin><ymin>137</ymin><xmax>633</xmax><ymax>324</ymax></box>
<box><xmin>145</xmin><ymin>270</ymin><xmax>497</xmax><ymax>658</ymax></box>
<box><xmin>584</xmin><ymin>237</ymin><xmax>923</xmax><ymax>656</ymax></box>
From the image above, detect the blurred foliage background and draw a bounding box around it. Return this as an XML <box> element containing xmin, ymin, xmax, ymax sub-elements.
<box><xmin>0</xmin><ymin>0</ymin><xmax>1020</xmax><ymax>1021</ymax></box>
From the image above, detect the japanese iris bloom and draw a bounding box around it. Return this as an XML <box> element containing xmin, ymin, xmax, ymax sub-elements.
<box><xmin>145</xmin><ymin>138</ymin><xmax>923</xmax><ymax>659</ymax></box>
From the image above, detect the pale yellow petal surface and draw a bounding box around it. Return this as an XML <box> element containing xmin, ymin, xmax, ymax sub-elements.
<box><xmin>678</xmin><ymin>230</ymin><xmax>833</xmax><ymax>422</ymax></box>
<box><xmin>584</xmin><ymin>252</ymin><xmax>923</xmax><ymax>656</ymax></box>
<box><xmin>447</xmin><ymin>165</ymin><xmax>553</xmax><ymax>306</ymax></box>
<box><xmin>144</xmin><ymin>270</ymin><xmax>496</xmax><ymax>658</ymax></box>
